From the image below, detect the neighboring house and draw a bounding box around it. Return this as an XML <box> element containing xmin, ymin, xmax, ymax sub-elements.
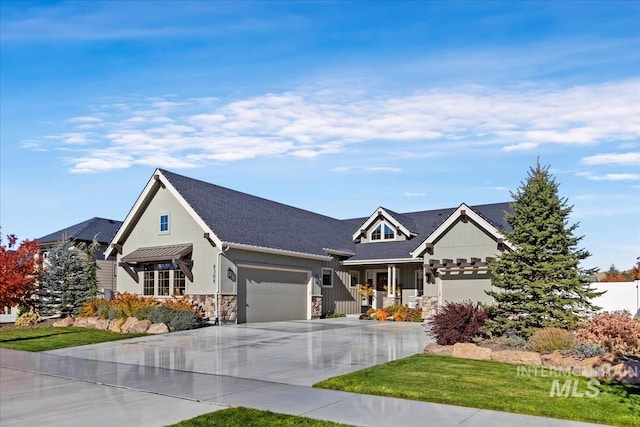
<box><xmin>106</xmin><ymin>169</ymin><xmax>512</xmax><ymax>323</ymax></box>
<box><xmin>38</xmin><ymin>217</ymin><xmax>123</xmax><ymax>294</ymax></box>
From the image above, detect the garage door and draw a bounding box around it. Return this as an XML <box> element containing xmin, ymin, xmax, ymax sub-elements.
<box><xmin>440</xmin><ymin>274</ymin><xmax>493</xmax><ymax>305</ymax></box>
<box><xmin>237</xmin><ymin>267</ymin><xmax>309</xmax><ymax>323</ymax></box>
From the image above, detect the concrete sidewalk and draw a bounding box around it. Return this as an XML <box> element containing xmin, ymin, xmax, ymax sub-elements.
<box><xmin>0</xmin><ymin>320</ymin><xmax>602</xmax><ymax>427</ymax></box>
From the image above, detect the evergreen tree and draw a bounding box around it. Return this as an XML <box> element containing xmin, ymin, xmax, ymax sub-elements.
<box><xmin>485</xmin><ymin>162</ymin><xmax>602</xmax><ymax>337</ymax></box>
<box><xmin>80</xmin><ymin>237</ymin><xmax>100</xmax><ymax>298</ymax></box>
<box><xmin>39</xmin><ymin>239</ymin><xmax>88</xmax><ymax>317</ymax></box>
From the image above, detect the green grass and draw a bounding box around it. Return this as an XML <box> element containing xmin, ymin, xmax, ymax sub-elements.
<box><xmin>0</xmin><ymin>327</ymin><xmax>146</xmax><ymax>352</ymax></box>
<box><xmin>166</xmin><ymin>407</ymin><xmax>352</xmax><ymax>427</ymax></box>
<box><xmin>314</xmin><ymin>354</ymin><xmax>640</xmax><ymax>427</ymax></box>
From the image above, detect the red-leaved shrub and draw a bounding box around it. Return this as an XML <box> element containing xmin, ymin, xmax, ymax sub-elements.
<box><xmin>576</xmin><ymin>310</ymin><xmax>640</xmax><ymax>356</ymax></box>
<box><xmin>428</xmin><ymin>300</ymin><xmax>487</xmax><ymax>345</ymax></box>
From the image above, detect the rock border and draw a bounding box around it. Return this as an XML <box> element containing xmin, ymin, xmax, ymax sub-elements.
<box><xmin>53</xmin><ymin>316</ymin><xmax>168</xmax><ymax>334</ymax></box>
<box><xmin>424</xmin><ymin>342</ymin><xmax>639</xmax><ymax>385</ymax></box>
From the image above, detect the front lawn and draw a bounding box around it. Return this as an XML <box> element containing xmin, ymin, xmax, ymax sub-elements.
<box><xmin>0</xmin><ymin>327</ymin><xmax>146</xmax><ymax>352</ymax></box>
<box><xmin>167</xmin><ymin>407</ymin><xmax>352</xmax><ymax>427</ymax></box>
<box><xmin>314</xmin><ymin>354</ymin><xmax>640</xmax><ymax>427</ymax></box>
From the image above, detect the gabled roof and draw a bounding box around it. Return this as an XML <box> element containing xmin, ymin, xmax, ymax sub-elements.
<box><xmin>106</xmin><ymin>168</ymin><xmax>511</xmax><ymax>263</ymax></box>
<box><xmin>108</xmin><ymin>169</ymin><xmax>357</xmax><ymax>259</ymax></box>
<box><xmin>351</xmin><ymin>206</ymin><xmax>417</xmax><ymax>241</ymax></box>
<box><xmin>343</xmin><ymin>203</ymin><xmax>512</xmax><ymax>263</ymax></box>
<box><xmin>38</xmin><ymin>217</ymin><xmax>122</xmax><ymax>246</ymax></box>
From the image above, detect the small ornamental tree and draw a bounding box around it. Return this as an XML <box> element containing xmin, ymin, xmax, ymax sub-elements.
<box><xmin>485</xmin><ymin>162</ymin><xmax>603</xmax><ymax>337</ymax></box>
<box><xmin>39</xmin><ymin>239</ymin><xmax>89</xmax><ymax>317</ymax></box>
<box><xmin>0</xmin><ymin>234</ymin><xmax>41</xmax><ymax>310</ymax></box>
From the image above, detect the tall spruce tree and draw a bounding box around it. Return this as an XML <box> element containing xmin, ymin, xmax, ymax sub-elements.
<box><xmin>39</xmin><ymin>239</ymin><xmax>88</xmax><ymax>317</ymax></box>
<box><xmin>485</xmin><ymin>162</ymin><xmax>602</xmax><ymax>337</ymax></box>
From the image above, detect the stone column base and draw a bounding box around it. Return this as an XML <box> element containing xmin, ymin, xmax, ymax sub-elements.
<box><xmin>311</xmin><ymin>295</ymin><xmax>322</xmax><ymax>319</ymax></box>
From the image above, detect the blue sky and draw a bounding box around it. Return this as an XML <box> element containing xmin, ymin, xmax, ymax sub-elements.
<box><xmin>1</xmin><ymin>1</ymin><xmax>638</xmax><ymax>271</ymax></box>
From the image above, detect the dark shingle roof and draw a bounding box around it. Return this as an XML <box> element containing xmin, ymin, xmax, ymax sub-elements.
<box><xmin>38</xmin><ymin>217</ymin><xmax>122</xmax><ymax>245</ymax></box>
<box><xmin>160</xmin><ymin>170</ymin><xmax>356</xmax><ymax>257</ymax></box>
<box><xmin>159</xmin><ymin>169</ymin><xmax>511</xmax><ymax>260</ymax></box>
<box><xmin>345</xmin><ymin>203</ymin><xmax>512</xmax><ymax>261</ymax></box>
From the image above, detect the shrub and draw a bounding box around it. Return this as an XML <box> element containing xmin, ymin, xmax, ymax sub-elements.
<box><xmin>96</xmin><ymin>303</ymin><xmax>110</xmax><ymax>319</ymax></box>
<box><xmin>388</xmin><ymin>304</ymin><xmax>422</xmax><ymax>322</ymax></box>
<box><xmin>15</xmin><ymin>311</ymin><xmax>40</xmax><ymax>327</ymax></box>
<box><xmin>366</xmin><ymin>308</ymin><xmax>376</xmax><ymax>316</ymax></box>
<box><xmin>326</xmin><ymin>313</ymin><xmax>346</xmax><ymax>318</ymax></box>
<box><xmin>79</xmin><ymin>298</ymin><xmax>108</xmax><ymax>318</ymax></box>
<box><xmin>148</xmin><ymin>306</ymin><xmax>198</xmax><ymax>331</ymax></box>
<box><xmin>428</xmin><ymin>300</ymin><xmax>487</xmax><ymax>345</ymax></box>
<box><xmin>527</xmin><ymin>327</ymin><xmax>575</xmax><ymax>352</ymax></box>
<box><xmin>132</xmin><ymin>305</ymin><xmax>155</xmax><ymax>320</ymax></box>
<box><xmin>571</xmin><ymin>343</ymin><xmax>606</xmax><ymax>359</ymax></box>
<box><xmin>375</xmin><ymin>308</ymin><xmax>390</xmax><ymax>321</ymax></box>
<box><xmin>576</xmin><ymin>310</ymin><xmax>640</xmax><ymax>356</ymax></box>
<box><xmin>507</xmin><ymin>335</ymin><xmax>527</xmax><ymax>348</ymax></box>
<box><xmin>168</xmin><ymin>309</ymin><xmax>199</xmax><ymax>331</ymax></box>
<box><xmin>110</xmin><ymin>292</ymin><xmax>157</xmax><ymax>318</ymax></box>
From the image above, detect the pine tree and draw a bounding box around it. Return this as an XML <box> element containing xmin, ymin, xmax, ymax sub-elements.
<box><xmin>80</xmin><ymin>237</ymin><xmax>100</xmax><ymax>298</ymax></box>
<box><xmin>485</xmin><ymin>162</ymin><xmax>602</xmax><ymax>337</ymax></box>
<box><xmin>38</xmin><ymin>239</ymin><xmax>88</xmax><ymax>318</ymax></box>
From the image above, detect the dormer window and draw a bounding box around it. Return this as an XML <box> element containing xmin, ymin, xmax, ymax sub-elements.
<box><xmin>371</xmin><ymin>223</ymin><xmax>395</xmax><ymax>241</ymax></box>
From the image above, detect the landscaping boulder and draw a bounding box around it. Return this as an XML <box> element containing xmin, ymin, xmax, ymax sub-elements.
<box><xmin>120</xmin><ymin>317</ymin><xmax>139</xmax><ymax>333</ymax></box>
<box><xmin>74</xmin><ymin>317</ymin><xmax>99</xmax><ymax>328</ymax></box>
<box><xmin>541</xmin><ymin>350</ymin><xmax>578</xmax><ymax>369</ymax></box>
<box><xmin>491</xmin><ymin>350</ymin><xmax>542</xmax><ymax>366</ymax></box>
<box><xmin>452</xmin><ymin>343</ymin><xmax>492</xmax><ymax>360</ymax></box>
<box><xmin>612</xmin><ymin>358</ymin><xmax>640</xmax><ymax>384</ymax></box>
<box><xmin>147</xmin><ymin>323</ymin><xmax>169</xmax><ymax>334</ymax></box>
<box><xmin>424</xmin><ymin>343</ymin><xmax>454</xmax><ymax>356</ymax></box>
<box><xmin>128</xmin><ymin>319</ymin><xmax>151</xmax><ymax>333</ymax></box>
<box><xmin>95</xmin><ymin>318</ymin><xmax>109</xmax><ymax>330</ymax></box>
<box><xmin>109</xmin><ymin>318</ymin><xmax>125</xmax><ymax>333</ymax></box>
<box><xmin>53</xmin><ymin>317</ymin><xmax>75</xmax><ymax>327</ymax></box>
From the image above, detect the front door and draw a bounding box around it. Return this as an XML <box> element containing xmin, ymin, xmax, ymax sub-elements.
<box><xmin>375</xmin><ymin>272</ymin><xmax>388</xmax><ymax>309</ymax></box>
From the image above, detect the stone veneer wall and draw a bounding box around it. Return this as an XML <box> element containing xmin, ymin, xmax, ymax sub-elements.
<box><xmin>421</xmin><ymin>296</ymin><xmax>438</xmax><ymax>319</ymax></box>
<box><xmin>217</xmin><ymin>294</ymin><xmax>237</xmax><ymax>323</ymax></box>
<box><xmin>311</xmin><ymin>295</ymin><xmax>322</xmax><ymax>319</ymax></box>
<box><xmin>185</xmin><ymin>294</ymin><xmax>215</xmax><ymax>320</ymax></box>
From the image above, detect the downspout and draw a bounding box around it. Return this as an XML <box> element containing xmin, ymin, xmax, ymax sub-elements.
<box><xmin>215</xmin><ymin>244</ymin><xmax>230</xmax><ymax>325</ymax></box>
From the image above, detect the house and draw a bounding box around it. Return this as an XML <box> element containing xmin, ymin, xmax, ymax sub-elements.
<box><xmin>38</xmin><ymin>217</ymin><xmax>123</xmax><ymax>294</ymax></box>
<box><xmin>105</xmin><ymin>169</ymin><xmax>512</xmax><ymax>323</ymax></box>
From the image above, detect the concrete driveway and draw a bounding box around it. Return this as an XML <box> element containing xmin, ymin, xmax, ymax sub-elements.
<box><xmin>1</xmin><ymin>318</ymin><xmax>598</xmax><ymax>427</ymax></box>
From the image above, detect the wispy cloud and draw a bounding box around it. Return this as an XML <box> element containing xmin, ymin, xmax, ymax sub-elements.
<box><xmin>330</xmin><ymin>166</ymin><xmax>402</xmax><ymax>173</ymax></box>
<box><xmin>22</xmin><ymin>79</ymin><xmax>640</xmax><ymax>173</ymax></box>
<box><xmin>403</xmin><ymin>191</ymin><xmax>425</xmax><ymax>197</ymax></box>
<box><xmin>581</xmin><ymin>152</ymin><xmax>640</xmax><ymax>166</ymax></box>
<box><xmin>577</xmin><ymin>172</ymin><xmax>640</xmax><ymax>181</ymax></box>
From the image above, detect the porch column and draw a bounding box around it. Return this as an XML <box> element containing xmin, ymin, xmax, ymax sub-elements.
<box><xmin>388</xmin><ymin>264</ymin><xmax>396</xmax><ymax>297</ymax></box>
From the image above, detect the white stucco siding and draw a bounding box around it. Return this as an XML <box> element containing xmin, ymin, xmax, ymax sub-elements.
<box><xmin>432</xmin><ymin>220</ymin><xmax>501</xmax><ymax>261</ymax></box>
<box><xmin>117</xmin><ymin>186</ymin><xmax>219</xmax><ymax>295</ymax></box>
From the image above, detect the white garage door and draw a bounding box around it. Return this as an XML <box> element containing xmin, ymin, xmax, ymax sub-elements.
<box><xmin>237</xmin><ymin>267</ymin><xmax>309</xmax><ymax>323</ymax></box>
<box><xmin>440</xmin><ymin>274</ymin><xmax>493</xmax><ymax>305</ymax></box>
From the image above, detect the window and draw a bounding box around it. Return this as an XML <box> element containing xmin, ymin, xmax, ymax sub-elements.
<box><xmin>174</xmin><ymin>270</ymin><xmax>186</xmax><ymax>296</ymax></box>
<box><xmin>349</xmin><ymin>270</ymin><xmax>360</xmax><ymax>288</ymax></box>
<box><xmin>143</xmin><ymin>271</ymin><xmax>154</xmax><ymax>295</ymax></box>
<box><xmin>158</xmin><ymin>270</ymin><xmax>170</xmax><ymax>296</ymax></box>
<box><xmin>371</xmin><ymin>222</ymin><xmax>395</xmax><ymax>241</ymax></box>
<box><xmin>160</xmin><ymin>214</ymin><xmax>170</xmax><ymax>233</ymax></box>
<box><xmin>321</xmin><ymin>268</ymin><xmax>333</xmax><ymax>287</ymax></box>
<box><xmin>415</xmin><ymin>269</ymin><xmax>424</xmax><ymax>296</ymax></box>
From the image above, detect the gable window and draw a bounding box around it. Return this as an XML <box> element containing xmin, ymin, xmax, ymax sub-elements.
<box><xmin>371</xmin><ymin>223</ymin><xmax>395</xmax><ymax>241</ymax></box>
<box><xmin>349</xmin><ymin>270</ymin><xmax>360</xmax><ymax>288</ymax></box>
<box><xmin>160</xmin><ymin>214</ymin><xmax>170</xmax><ymax>233</ymax></box>
<box><xmin>321</xmin><ymin>268</ymin><xmax>333</xmax><ymax>287</ymax></box>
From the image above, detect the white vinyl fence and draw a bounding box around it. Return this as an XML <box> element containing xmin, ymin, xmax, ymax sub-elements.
<box><xmin>589</xmin><ymin>281</ymin><xmax>639</xmax><ymax>316</ymax></box>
